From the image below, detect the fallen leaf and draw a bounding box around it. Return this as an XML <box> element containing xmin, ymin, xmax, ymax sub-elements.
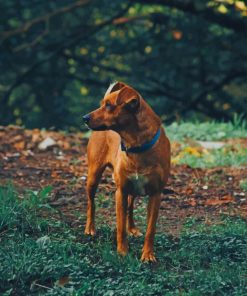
<box><xmin>14</xmin><ymin>141</ymin><xmax>25</xmax><ymax>150</ymax></box>
<box><xmin>185</xmin><ymin>186</ymin><xmax>193</xmax><ymax>195</ymax></box>
<box><xmin>56</xmin><ymin>276</ymin><xmax>70</xmax><ymax>287</ymax></box>
<box><xmin>32</xmin><ymin>129</ymin><xmax>42</xmax><ymax>143</ymax></box>
<box><xmin>51</xmin><ymin>171</ymin><xmax>59</xmax><ymax>178</ymax></box>
<box><xmin>205</xmin><ymin>195</ymin><xmax>234</xmax><ymax>206</ymax></box>
<box><xmin>187</xmin><ymin>198</ymin><xmax>196</xmax><ymax>206</ymax></box>
<box><xmin>57</xmin><ymin>140</ymin><xmax>71</xmax><ymax>150</ymax></box>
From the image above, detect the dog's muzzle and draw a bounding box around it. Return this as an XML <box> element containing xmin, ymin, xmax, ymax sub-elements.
<box><xmin>82</xmin><ymin>114</ymin><xmax>90</xmax><ymax>125</ymax></box>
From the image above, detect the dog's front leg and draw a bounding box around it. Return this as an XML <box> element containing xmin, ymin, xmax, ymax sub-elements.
<box><xmin>116</xmin><ymin>188</ymin><xmax>128</xmax><ymax>256</ymax></box>
<box><xmin>127</xmin><ymin>195</ymin><xmax>142</xmax><ymax>237</ymax></box>
<box><xmin>141</xmin><ymin>193</ymin><xmax>161</xmax><ymax>262</ymax></box>
<box><xmin>84</xmin><ymin>167</ymin><xmax>105</xmax><ymax>236</ymax></box>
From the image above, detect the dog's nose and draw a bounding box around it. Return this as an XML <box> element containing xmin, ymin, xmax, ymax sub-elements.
<box><xmin>83</xmin><ymin>114</ymin><xmax>90</xmax><ymax>124</ymax></box>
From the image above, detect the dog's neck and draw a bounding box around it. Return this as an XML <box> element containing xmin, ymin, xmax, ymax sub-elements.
<box><xmin>118</xmin><ymin>99</ymin><xmax>161</xmax><ymax>149</ymax></box>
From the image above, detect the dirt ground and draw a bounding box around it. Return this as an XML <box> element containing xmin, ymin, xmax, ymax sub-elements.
<box><xmin>0</xmin><ymin>125</ymin><xmax>246</xmax><ymax>235</ymax></box>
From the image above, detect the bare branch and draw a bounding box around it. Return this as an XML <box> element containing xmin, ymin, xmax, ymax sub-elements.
<box><xmin>1</xmin><ymin>0</ymin><xmax>90</xmax><ymax>39</ymax></box>
<box><xmin>12</xmin><ymin>21</ymin><xmax>50</xmax><ymax>52</ymax></box>
<box><xmin>2</xmin><ymin>3</ymin><xmax>131</xmax><ymax>106</ymax></box>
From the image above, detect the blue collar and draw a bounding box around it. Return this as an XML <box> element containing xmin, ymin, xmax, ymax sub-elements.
<box><xmin>121</xmin><ymin>128</ymin><xmax>161</xmax><ymax>153</ymax></box>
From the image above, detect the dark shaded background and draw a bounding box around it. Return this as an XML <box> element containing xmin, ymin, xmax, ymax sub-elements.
<box><xmin>1</xmin><ymin>0</ymin><xmax>247</xmax><ymax>129</ymax></box>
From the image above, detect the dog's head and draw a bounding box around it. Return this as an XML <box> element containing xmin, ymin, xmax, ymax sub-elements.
<box><xmin>83</xmin><ymin>82</ymin><xmax>141</xmax><ymax>131</ymax></box>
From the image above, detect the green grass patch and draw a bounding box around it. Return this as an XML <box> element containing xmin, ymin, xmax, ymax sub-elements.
<box><xmin>167</xmin><ymin>118</ymin><xmax>247</xmax><ymax>168</ymax></box>
<box><xmin>174</xmin><ymin>145</ymin><xmax>247</xmax><ymax>168</ymax></box>
<box><xmin>0</xmin><ymin>185</ymin><xmax>247</xmax><ymax>295</ymax></box>
<box><xmin>166</xmin><ymin>116</ymin><xmax>247</xmax><ymax>141</ymax></box>
<box><xmin>240</xmin><ymin>179</ymin><xmax>247</xmax><ymax>191</ymax></box>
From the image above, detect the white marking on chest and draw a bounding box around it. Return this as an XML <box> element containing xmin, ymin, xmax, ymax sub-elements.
<box><xmin>129</xmin><ymin>174</ymin><xmax>147</xmax><ymax>195</ymax></box>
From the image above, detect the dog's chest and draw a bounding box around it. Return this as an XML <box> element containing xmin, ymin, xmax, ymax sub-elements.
<box><xmin>128</xmin><ymin>173</ymin><xmax>148</xmax><ymax>196</ymax></box>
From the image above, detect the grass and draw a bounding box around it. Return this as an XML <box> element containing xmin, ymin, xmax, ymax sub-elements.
<box><xmin>240</xmin><ymin>179</ymin><xmax>247</xmax><ymax>191</ymax></box>
<box><xmin>166</xmin><ymin>115</ymin><xmax>246</xmax><ymax>141</ymax></box>
<box><xmin>173</xmin><ymin>145</ymin><xmax>247</xmax><ymax>168</ymax></box>
<box><xmin>165</xmin><ymin>117</ymin><xmax>247</xmax><ymax>168</ymax></box>
<box><xmin>1</xmin><ymin>185</ymin><xmax>247</xmax><ymax>295</ymax></box>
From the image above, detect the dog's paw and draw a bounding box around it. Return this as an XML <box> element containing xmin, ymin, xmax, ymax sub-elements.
<box><xmin>141</xmin><ymin>251</ymin><xmax>157</xmax><ymax>263</ymax></box>
<box><xmin>84</xmin><ymin>225</ymin><xmax>96</xmax><ymax>236</ymax></box>
<box><xmin>117</xmin><ymin>244</ymin><xmax>128</xmax><ymax>256</ymax></box>
<box><xmin>127</xmin><ymin>227</ymin><xmax>143</xmax><ymax>237</ymax></box>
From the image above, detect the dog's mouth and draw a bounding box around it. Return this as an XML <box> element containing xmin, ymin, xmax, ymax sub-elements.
<box><xmin>82</xmin><ymin>121</ymin><xmax>108</xmax><ymax>131</ymax></box>
<box><xmin>84</xmin><ymin>122</ymin><xmax>109</xmax><ymax>131</ymax></box>
<box><xmin>89</xmin><ymin>124</ymin><xmax>109</xmax><ymax>131</ymax></box>
<box><xmin>89</xmin><ymin>124</ymin><xmax>121</xmax><ymax>132</ymax></box>
<box><xmin>83</xmin><ymin>116</ymin><xmax>120</xmax><ymax>131</ymax></box>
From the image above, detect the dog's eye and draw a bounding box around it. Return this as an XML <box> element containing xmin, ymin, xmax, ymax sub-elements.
<box><xmin>105</xmin><ymin>102</ymin><xmax>112</xmax><ymax>111</ymax></box>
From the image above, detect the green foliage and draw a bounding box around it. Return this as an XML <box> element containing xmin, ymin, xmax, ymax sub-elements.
<box><xmin>0</xmin><ymin>184</ymin><xmax>53</xmax><ymax>233</ymax></box>
<box><xmin>167</xmin><ymin>119</ymin><xmax>247</xmax><ymax>168</ymax></box>
<box><xmin>176</xmin><ymin>145</ymin><xmax>247</xmax><ymax>168</ymax></box>
<box><xmin>0</xmin><ymin>185</ymin><xmax>247</xmax><ymax>295</ymax></box>
<box><xmin>1</xmin><ymin>0</ymin><xmax>247</xmax><ymax>128</ymax></box>
<box><xmin>166</xmin><ymin>116</ymin><xmax>247</xmax><ymax>141</ymax></box>
<box><xmin>240</xmin><ymin>179</ymin><xmax>247</xmax><ymax>191</ymax></box>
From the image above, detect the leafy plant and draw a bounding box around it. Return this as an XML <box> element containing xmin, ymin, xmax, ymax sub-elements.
<box><xmin>240</xmin><ymin>179</ymin><xmax>247</xmax><ymax>191</ymax></box>
<box><xmin>0</xmin><ymin>184</ymin><xmax>53</xmax><ymax>233</ymax></box>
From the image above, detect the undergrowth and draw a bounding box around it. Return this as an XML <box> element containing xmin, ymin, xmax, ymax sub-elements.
<box><xmin>174</xmin><ymin>145</ymin><xmax>247</xmax><ymax>168</ymax></box>
<box><xmin>166</xmin><ymin>117</ymin><xmax>247</xmax><ymax>168</ymax></box>
<box><xmin>166</xmin><ymin>115</ymin><xmax>246</xmax><ymax>141</ymax></box>
<box><xmin>0</xmin><ymin>185</ymin><xmax>247</xmax><ymax>295</ymax></box>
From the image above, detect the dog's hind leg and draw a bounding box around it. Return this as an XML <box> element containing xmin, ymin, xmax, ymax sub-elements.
<box><xmin>141</xmin><ymin>193</ymin><xmax>161</xmax><ymax>262</ymax></box>
<box><xmin>127</xmin><ymin>195</ymin><xmax>142</xmax><ymax>237</ymax></box>
<box><xmin>84</xmin><ymin>165</ymin><xmax>106</xmax><ymax>235</ymax></box>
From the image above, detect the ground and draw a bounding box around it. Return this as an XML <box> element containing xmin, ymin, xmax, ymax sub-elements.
<box><xmin>0</xmin><ymin>125</ymin><xmax>246</xmax><ymax>234</ymax></box>
<box><xmin>0</xmin><ymin>124</ymin><xmax>247</xmax><ymax>295</ymax></box>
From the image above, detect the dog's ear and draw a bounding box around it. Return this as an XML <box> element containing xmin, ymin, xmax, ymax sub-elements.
<box><xmin>117</xmin><ymin>86</ymin><xmax>140</xmax><ymax>112</ymax></box>
<box><xmin>104</xmin><ymin>81</ymin><xmax>126</xmax><ymax>97</ymax></box>
<box><xmin>125</xmin><ymin>97</ymin><xmax>140</xmax><ymax>112</ymax></box>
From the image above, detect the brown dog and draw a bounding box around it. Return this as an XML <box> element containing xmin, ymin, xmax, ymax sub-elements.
<box><xmin>83</xmin><ymin>82</ymin><xmax>170</xmax><ymax>262</ymax></box>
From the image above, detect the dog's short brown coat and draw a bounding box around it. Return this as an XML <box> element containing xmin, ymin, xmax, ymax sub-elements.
<box><xmin>84</xmin><ymin>82</ymin><xmax>170</xmax><ymax>261</ymax></box>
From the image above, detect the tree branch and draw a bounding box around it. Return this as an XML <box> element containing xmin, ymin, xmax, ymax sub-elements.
<box><xmin>164</xmin><ymin>70</ymin><xmax>247</xmax><ymax>122</ymax></box>
<box><xmin>1</xmin><ymin>3</ymin><xmax>131</xmax><ymax>107</ymax></box>
<box><xmin>133</xmin><ymin>0</ymin><xmax>247</xmax><ymax>34</ymax></box>
<box><xmin>12</xmin><ymin>21</ymin><xmax>50</xmax><ymax>52</ymax></box>
<box><xmin>1</xmin><ymin>0</ymin><xmax>90</xmax><ymax>40</ymax></box>
<box><xmin>188</xmin><ymin>71</ymin><xmax>247</xmax><ymax>109</ymax></box>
